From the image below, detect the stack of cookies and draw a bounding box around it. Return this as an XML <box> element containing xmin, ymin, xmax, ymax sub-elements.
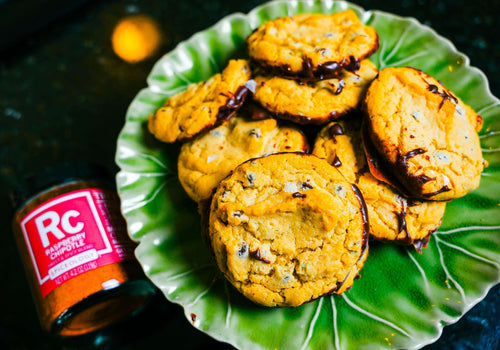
<box><xmin>147</xmin><ymin>10</ymin><xmax>484</xmax><ymax>308</ymax></box>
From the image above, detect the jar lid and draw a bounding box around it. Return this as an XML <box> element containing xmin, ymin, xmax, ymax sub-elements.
<box><xmin>10</xmin><ymin>161</ymin><xmax>113</xmax><ymax>211</ymax></box>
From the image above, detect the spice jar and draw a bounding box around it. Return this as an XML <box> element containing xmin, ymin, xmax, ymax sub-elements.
<box><xmin>10</xmin><ymin>161</ymin><xmax>157</xmax><ymax>337</ymax></box>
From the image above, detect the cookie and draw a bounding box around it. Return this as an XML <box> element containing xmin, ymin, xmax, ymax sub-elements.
<box><xmin>312</xmin><ymin>118</ymin><xmax>446</xmax><ymax>249</ymax></box>
<box><xmin>253</xmin><ymin>59</ymin><xmax>378</xmax><ymax>124</ymax></box>
<box><xmin>247</xmin><ymin>10</ymin><xmax>379</xmax><ymax>79</ymax></box>
<box><xmin>208</xmin><ymin>152</ymin><xmax>369</xmax><ymax>307</ymax></box>
<box><xmin>363</xmin><ymin>67</ymin><xmax>484</xmax><ymax>201</ymax></box>
<box><xmin>178</xmin><ymin>111</ymin><xmax>309</xmax><ymax>203</ymax></box>
<box><xmin>148</xmin><ymin>59</ymin><xmax>252</xmax><ymax>143</ymax></box>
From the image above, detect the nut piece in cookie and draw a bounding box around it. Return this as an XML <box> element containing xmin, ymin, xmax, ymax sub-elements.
<box><xmin>253</xmin><ymin>59</ymin><xmax>378</xmax><ymax>124</ymax></box>
<box><xmin>178</xmin><ymin>111</ymin><xmax>309</xmax><ymax>203</ymax></box>
<box><xmin>148</xmin><ymin>59</ymin><xmax>252</xmax><ymax>143</ymax></box>
<box><xmin>312</xmin><ymin>118</ymin><xmax>446</xmax><ymax>250</ymax></box>
<box><xmin>208</xmin><ymin>153</ymin><xmax>369</xmax><ymax>307</ymax></box>
<box><xmin>247</xmin><ymin>10</ymin><xmax>379</xmax><ymax>79</ymax></box>
<box><xmin>363</xmin><ymin>67</ymin><xmax>484</xmax><ymax>201</ymax></box>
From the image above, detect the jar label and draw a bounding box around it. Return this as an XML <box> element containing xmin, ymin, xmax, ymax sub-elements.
<box><xmin>19</xmin><ymin>188</ymin><xmax>135</xmax><ymax>297</ymax></box>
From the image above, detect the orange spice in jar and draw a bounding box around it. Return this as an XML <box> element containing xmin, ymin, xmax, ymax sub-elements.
<box><xmin>10</xmin><ymin>161</ymin><xmax>157</xmax><ymax>337</ymax></box>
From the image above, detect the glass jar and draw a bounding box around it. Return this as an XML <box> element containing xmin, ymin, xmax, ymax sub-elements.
<box><xmin>10</xmin><ymin>161</ymin><xmax>157</xmax><ymax>337</ymax></box>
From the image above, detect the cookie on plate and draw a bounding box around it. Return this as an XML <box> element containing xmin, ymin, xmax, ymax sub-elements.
<box><xmin>363</xmin><ymin>67</ymin><xmax>484</xmax><ymax>201</ymax></box>
<box><xmin>148</xmin><ymin>59</ymin><xmax>252</xmax><ymax>143</ymax></box>
<box><xmin>312</xmin><ymin>118</ymin><xmax>446</xmax><ymax>249</ymax></box>
<box><xmin>253</xmin><ymin>59</ymin><xmax>378</xmax><ymax>124</ymax></box>
<box><xmin>247</xmin><ymin>10</ymin><xmax>379</xmax><ymax>79</ymax></box>
<box><xmin>178</xmin><ymin>111</ymin><xmax>309</xmax><ymax>203</ymax></box>
<box><xmin>208</xmin><ymin>152</ymin><xmax>369</xmax><ymax>307</ymax></box>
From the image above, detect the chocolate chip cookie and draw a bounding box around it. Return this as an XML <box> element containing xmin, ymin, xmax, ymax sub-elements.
<box><xmin>363</xmin><ymin>67</ymin><xmax>484</xmax><ymax>200</ymax></box>
<box><xmin>247</xmin><ymin>10</ymin><xmax>379</xmax><ymax>79</ymax></box>
<box><xmin>208</xmin><ymin>152</ymin><xmax>369</xmax><ymax>307</ymax></box>
<box><xmin>312</xmin><ymin>118</ymin><xmax>446</xmax><ymax>249</ymax></box>
<box><xmin>253</xmin><ymin>59</ymin><xmax>378</xmax><ymax>124</ymax></box>
<box><xmin>148</xmin><ymin>59</ymin><xmax>252</xmax><ymax>143</ymax></box>
<box><xmin>178</xmin><ymin>111</ymin><xmax>308</xmax><ymax>203</ymax></box>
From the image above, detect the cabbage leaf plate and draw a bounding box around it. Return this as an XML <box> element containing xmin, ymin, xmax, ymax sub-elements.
<box><xmin>115</xmin><ymin>1</ymin><xmax>500</xmax><ymax>349</ymax></box>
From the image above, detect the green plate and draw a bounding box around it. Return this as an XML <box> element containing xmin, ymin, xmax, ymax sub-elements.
<box><xmin>115</xmin><ymin>1</ymin><xmax>500</xmax><ymax>349</ymax></box>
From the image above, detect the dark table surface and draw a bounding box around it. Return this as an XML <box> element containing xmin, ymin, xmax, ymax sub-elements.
<box><xmin>1</xmin><ymin>0</ymin><xmax>499</xmax><ymax>349</ymax></box>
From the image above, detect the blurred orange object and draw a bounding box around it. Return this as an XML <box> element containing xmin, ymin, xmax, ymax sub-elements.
<box><xmin>111</xmin><ymin>14</ymin><xmax>162</xmax><ymax>63</ymax></box>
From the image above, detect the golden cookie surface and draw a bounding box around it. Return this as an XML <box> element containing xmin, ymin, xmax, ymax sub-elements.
<box><xmin>247</xmin><ymin>10</ymin><xmax>379</xmax><ymax>79</ymax></box>
<box><xmin>178</xmin><ymin>112</ymin><xmax>308</xmax><ymax>203</ymax></box>
<box><xmin>208</xmin><ymin>153</ymin><xmax>369</xmax><ymax>307</ymax></box>
<box><xmin>148</xmin><ymin>59</ymin><xmax>251</xmax><ymax>143</ymax></box>
<box><xmin>364</xmin><ymin>67</ymin><xmax>484</xmax><ymax>200</ymax></box>
<box><xmin>253</xmin><ymin>59</ymin><xmax>378</xmax><ymax>124</ymax></box>
<box><xmin>313</xmin><ymin>118</ymin><xmax>446</xmax><ymax>248</ymax></box>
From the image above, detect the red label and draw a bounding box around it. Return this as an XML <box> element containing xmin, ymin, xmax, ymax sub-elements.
<box><xmin>20</xmin><ymin>189</ymin><xmax>131</xmax><ymax>297</ymax></box>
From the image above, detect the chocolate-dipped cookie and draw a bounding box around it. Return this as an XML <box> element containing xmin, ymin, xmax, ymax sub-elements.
<box><xmin>148</xmin><ymin>59</ymin><xmax>252</xmax><ymax>143</ymax></box>
<box><xmin>313</xmin><ymin>118</ymin><xmax>446</xmax><ymax>250</ymax></box>
<box><xmin>253</xmin><ymin>59</ymin><xmax>378</xmax><ymax>124</ymax></box>
<box><xmin>247</xmin><ymin>10</ymin><xmax>379</xmax><ymax>79</ymax></box>
<box><xmin>363</xmin><ymin>66</ymin><xmax>484</xmax><ymax>201</ymax></box>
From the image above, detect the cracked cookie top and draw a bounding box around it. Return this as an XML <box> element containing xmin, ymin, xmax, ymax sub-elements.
<box><xmin>208</xmin><ymin>152</ymin><xmax>369</xmax><ymax>307</ymax></box>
